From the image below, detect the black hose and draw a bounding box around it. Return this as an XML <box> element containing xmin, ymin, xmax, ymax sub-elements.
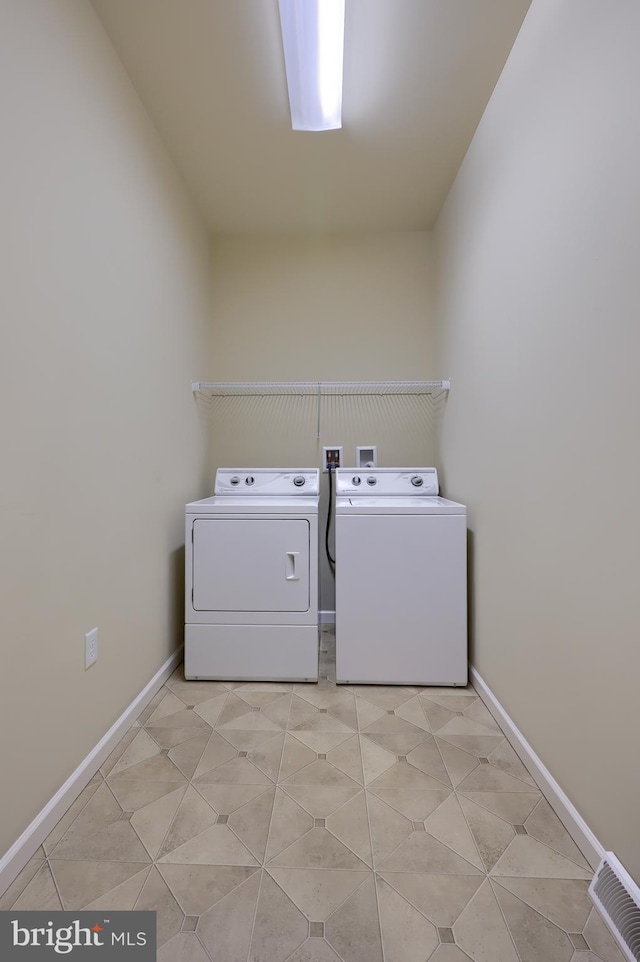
<box><xmin>325</xmin><ymin>465</ymin><xmax>335</xmax><ymax>568</ymax></box>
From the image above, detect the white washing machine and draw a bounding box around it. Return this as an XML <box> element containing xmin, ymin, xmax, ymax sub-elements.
<box><xmin>335</xmin><ymin>467</ymin><xmax>467</xmax><ymax>686</ymax></box>
<box><xmin>185</xmin><ymin>468</ymin><xmax>319</xmax><ymax>682</ymax></box>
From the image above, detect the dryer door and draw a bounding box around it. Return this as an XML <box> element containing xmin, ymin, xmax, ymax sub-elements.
<box><xmin>192</xmin><ymin>519</ymin><xmax>310</xmax><ymax>612</ymax></box>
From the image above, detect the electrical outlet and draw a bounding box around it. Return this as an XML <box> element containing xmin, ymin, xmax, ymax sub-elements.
<box><xmin>322</xmin><ymin>446</ymin><xmax>343</xmax><ymax>472</ymax></box>
<box><xmin>85</xmin><ymin>627</ymin><xmax>98</xmax><ymax>669</ymax></box>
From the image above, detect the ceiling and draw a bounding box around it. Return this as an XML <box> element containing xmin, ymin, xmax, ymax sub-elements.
<box><xmin>90</xmin><ymin>0</ymin><xmax>531</xmax><ymax>233</ymax></box>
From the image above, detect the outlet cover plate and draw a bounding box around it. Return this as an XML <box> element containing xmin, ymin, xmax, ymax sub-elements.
<box><xmin>85</xmin><ymin>627</ymin><xmax>98</xmax><ymax>669</ymax></box>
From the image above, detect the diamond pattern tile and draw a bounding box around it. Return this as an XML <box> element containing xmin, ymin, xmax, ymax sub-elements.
<box><xmin>130</xmin><ymin>786</ymin><xmax>186</xmax><ymax>859</ymax></box>
<box><xmin>267</xmin><ymin>868</ymin><xmax>369</xmax><ymax>920</ymax></box>
<box><xmin>249</xmin><ymin>871</ymin><xmax>308</xmax><ymax>961</ymax></box>
<box><xmin>197</xmin><ymin>870</ymin><xmax>261</xmax><ymax>960</ymax></box>
<box><xmin>6</xmin><ymin>628</ymin><xmax>622</xmax><ymax>962</ymax></box>
<box><xmin>82</xmin><ymin>868</ymin><xmax>152</xmax><ymax>912</ymax></box>
<box><xmin>376</xmin><ymin>874</ymin><xmax>439</xmax><ymax>960</ymax></box>
<box><xmin>155</xmin><ymin>785</ymin><xmax>218</xmax><ymax>859</ymax></box>
<box><xmin>325</xmin><ymin>875</ymin><xmax>384</xmax><ymax>962</ymax></box>
<box><xmin>11</xmin><ymin>863</ymin><xmax>63</xmax><ymax>911</ymax></box>
<box><xmin>264</xmin><ymin>789</ymin><xmax>314</xmax><ymax>862</ymax></box>
<box><xmin>379</xmin><ymin>872</ymin><xmax>484</xmax><ymax>927</ymax></box>
<box><xmin>157</xmin><ymin>863</ymin><xmax>259</xmax><ymax>916</ymax></box>
<box><xmin>367</xmin><ymin>792</ymin><xmax>412</xmax><ymax>865</ymax></box>
<box><xmin>168</xmin><ymin>733</ymin><xmax>211</xmax><ymax>780</ymax></box>
<box><xmin>280</xmin><ymin>784</ymin><xmax>360</xmax><ymax>819</ymax></box>
<box><xmin>268</xmin><ymin>827</ymin><xmax>369</xmax><ymax>871</ymax></box>
<box><xmin>326</xmin><ymin>791</ymin><xmax>372</xmax><ymax>866</ymax></box>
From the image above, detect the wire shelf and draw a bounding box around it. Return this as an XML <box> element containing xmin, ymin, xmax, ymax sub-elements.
<box><xmin>191</xmin><ymin>380</ymin><xmax>450</xmax><ymax>439</ymax></box>
<box><xmin>192</xmin><ymin>380</ymin><xmax>450</xmax><ymax>396</ymax></box>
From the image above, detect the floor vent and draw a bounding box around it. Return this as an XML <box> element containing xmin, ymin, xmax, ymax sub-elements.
<box><xmin>589</xmin><ymin>852</ymin><xmax>640</xmax><ymax>962</ymax></box>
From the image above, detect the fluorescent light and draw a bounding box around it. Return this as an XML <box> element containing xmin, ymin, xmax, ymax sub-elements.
<box><xmin>278</xmin><ymin>0</ymin><xmax>345</xmax><ymax>131</ymax></box>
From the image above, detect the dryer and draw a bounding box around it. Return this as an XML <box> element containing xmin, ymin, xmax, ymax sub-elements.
<box><xmin>185</xmin><ymin>468</ymin><xmax>319</xmax><ymax>681</ymax></box>
<box><xmin>335</xmin><ymin>467</ymin><xmax>467</xmax><ymax>686</ymax></box>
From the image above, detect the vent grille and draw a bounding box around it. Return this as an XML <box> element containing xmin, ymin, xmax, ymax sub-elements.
<box><xmin>589</xmin><ymin>852</ymin><xmax>640</xmax><ymax>962</ymax></box>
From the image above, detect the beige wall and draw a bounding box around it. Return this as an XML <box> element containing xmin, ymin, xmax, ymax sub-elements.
<box><xmin>434</xmin><ymin>0</ymin><xmax>640</xmax><ymax>881</ymax></box>
<box><xmin>0</xmin><ymin>0</ymin><xmax>211</xmax><ymax>857</ymax></box>
<box><xmin>206</xmin><ymin>233</ymin><xmax>438</xmax><ymax>608</ymax></box>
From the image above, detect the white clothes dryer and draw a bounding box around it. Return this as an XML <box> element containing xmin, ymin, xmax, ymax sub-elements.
<box><xmin>335</xmin><ymin>467</ymin><xmax>467</xmax><ymax>686</ymax></box>
<box><xmin>185</xmin><ymin>468</ymin><xmax>319</xmax><ymax>681</ymax></box>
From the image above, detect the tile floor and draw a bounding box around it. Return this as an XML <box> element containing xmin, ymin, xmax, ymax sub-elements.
<box><xmin>2</xmin><ymin>628</ymin><xmax>626</xmax><ymax>962</ymax></box>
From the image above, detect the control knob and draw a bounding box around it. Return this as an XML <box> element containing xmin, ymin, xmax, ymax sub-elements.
<box><xmin>230</xmin><ymin>476</ymin><xmax>240</xmax><ymax>486</ymax></box>
<box><xmin>245</xmin><ymin>476</ymin><xmax>255</xmax><ymax>486</ymax></box>
<box><xmin>411</xmin><ymin>475</ymin><xmax>424</xmax><ymax>487</ymax></box>
<box><xmin>293</xmin><ymin>475</ymin><xmax>306</xmax><ymax>487</ymax></box>
<box><xmin>366</xmin><ymin>476</ymin><xmax>377</xmax><ymax>486</ymax></box>
<box><xmin>351</xmin><ymin>476</ymin><xmax>362</xmax><ymax>486</ymax></box>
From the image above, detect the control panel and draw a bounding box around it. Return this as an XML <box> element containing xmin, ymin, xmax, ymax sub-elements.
<box><xmin>215</xmin><ymin>468</ymin><xmax>320</xmax><ymax>496</ymax></box>
<box><xmin>335</xmin><ymin>467</ymin><xmax>439</xmax><ymax>497</ymax></box>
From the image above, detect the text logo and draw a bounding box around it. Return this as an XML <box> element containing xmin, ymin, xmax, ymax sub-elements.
<box><xmin>0</xmin><ymin>911</ymin><xmax>156</xmax><ymax>959</ymax></box>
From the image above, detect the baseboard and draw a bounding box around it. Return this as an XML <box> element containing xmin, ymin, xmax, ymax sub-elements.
<box><xmin>0</xmin><ymin>646</ymin><xmax>183</xmax><ymax>897</ymax></box>
<box><xmin>470</xmin><ymin>664</ymin><xmax>604</xmax><ymax>871</ymax></box>
<box><xmin>319</xmin><ymin>610</ymin><xmax>336</xmax><ymax>625</ymax></box>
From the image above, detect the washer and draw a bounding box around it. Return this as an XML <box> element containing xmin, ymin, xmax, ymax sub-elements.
<box><xmin>335</xmin><ymin>467</ymin><xmax>467</xmax><ymax>686</ymax></box>
<box><xmin>185</xmin><ymin>468</ymin><xmax>319</xmax><ymax>681</ymax></box>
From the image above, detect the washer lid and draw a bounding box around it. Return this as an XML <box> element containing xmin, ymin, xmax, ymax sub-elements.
<box><xmin>335</xmin><ymin>467</ymin><xmax>439</xmax><ymax>497</ymax></box>
<box><xmin>215</xmin><ymin>468</ymin><xmax>320</xmax><ymax>496</ymax></box>
<box><xmin>336</xmin><ymin>495</ymin><xmax>466</xmax><ymax>515</ymax></box>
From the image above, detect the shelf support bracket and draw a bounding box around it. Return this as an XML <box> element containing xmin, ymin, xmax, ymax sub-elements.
<box><xmin>316</xmin><ymin>382</ymin><xmax>321</xmax><ymax>440</ymax></box>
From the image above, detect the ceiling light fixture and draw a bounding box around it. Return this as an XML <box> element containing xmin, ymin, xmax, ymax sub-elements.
<box><xmin>278</xmin><ymin>0</ymin><xmax>345</xmax><ymax>131</ymax></box>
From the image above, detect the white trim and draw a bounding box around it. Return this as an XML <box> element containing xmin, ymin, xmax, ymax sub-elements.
<box><xmin>319</xmin><ymin>610</ymin><xmax>336</xmax><ymax>625</ymax></box>
<box><xmin>0</xmin><ymin>647</ymin><xmax>183</xmax><ymax>896</ymax></box>
<box><xmin>470</xmin><ymin>664</ymin><xmax>604</xmax><ymax>871</ymax></box>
